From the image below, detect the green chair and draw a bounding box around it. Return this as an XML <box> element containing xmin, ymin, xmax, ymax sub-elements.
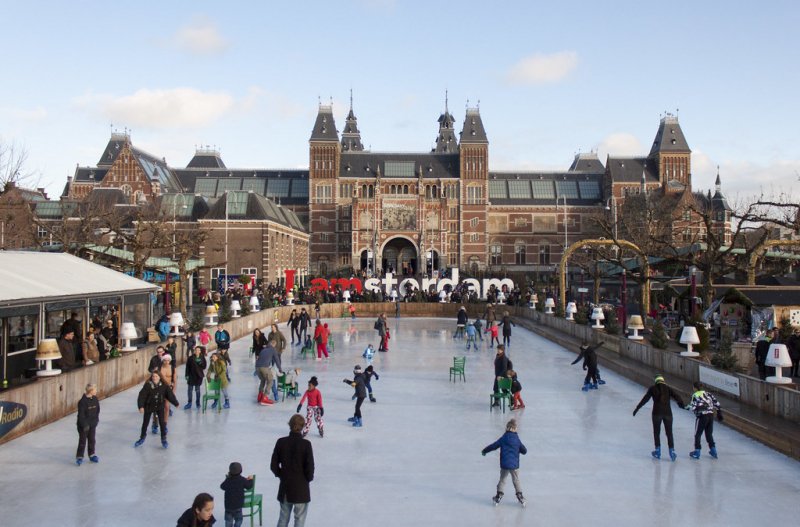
<box><xmin>327</xmin><ymin>338</ymin><xmax>335</xmax><ymax>353</ymax></box>
<box><xmin>243</xmin><ymin>474</ymin><xmax>263</xmax><ymax>526</ymax></box>
<box><xmin>490</xmin><ymin>377</ymin><xmax>513</xmax><ymax>412</ymax></box>
<box><xmin>449</xmin><ymin>356</ymin><xmax>466</xmax><ymax>382</ymax></box>
<box><xmin>202</xmin><ymin>377</ymin><xmax>222</xmax><ymax>414</ymax></box>
<box><xmin>301</xmin><ymin>341</ymin><xmax>314</xmax><ymax>359</ymax></box>
<box><xmin>248</xmin><ymin>346</ymin><xmax>254</xmax><ymax>358</ymax></box>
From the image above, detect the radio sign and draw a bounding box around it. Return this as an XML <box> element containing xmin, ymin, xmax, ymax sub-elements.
<box><xmin>0</xmin><ymin>401</ymin><xmax>28</xmax><ymax>439</ymax></box>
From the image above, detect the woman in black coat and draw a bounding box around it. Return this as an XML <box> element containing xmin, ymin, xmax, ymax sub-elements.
<box><xmin>184</xmin><ymin>346</ymin><xmax>207</xmax><ymax>410</ymax></box>
<box><xmin>135</xmin><ymin>371</ymin><xmax>178</xmax><ymax>448</ymax></box>
<box><xmin>252</xmin><ymin>328</ymin><xmax>268</xmax><ymax>358</ymax></box>
<box><xmin>271</xmin><ymin>414</ymin><xmax>315</xmax><ymax>522</ymax></box>
<box><xmin>76</xmin><ymin>383</ymin><xmax>100</xmax><ymax>465</ymax></box>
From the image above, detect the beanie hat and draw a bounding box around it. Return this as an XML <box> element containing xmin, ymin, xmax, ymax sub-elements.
<box><xmin>654</xmin><ymin>375</ymin><xmax>665</xmax><ymax>384</ymax></box>
<box><xmin>161</xmin><ymin>354</ymin><xmax>172</xmax><ymax>361</ymax></box>
<box><xmin>229</xmin><ymin>462</ymin><xmax>242</xmax><ymax>476</ymax></box>
<box><xmin>309</xmin><ymin>376</ymin><xmax>318</xmax><ymax>387</ymax></box>
<box><xmin>354</xmin><ymin>365</ymin><xmax>362</xmax><ymax>373</ymax></box>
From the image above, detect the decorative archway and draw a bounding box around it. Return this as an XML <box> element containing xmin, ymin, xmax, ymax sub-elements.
<box><xmin>380</xmin><ymin>236</ymin><xmax>418</xmax><ymax>276</ymax></box>
<box><xmin>558</xmin><ymin>239</ymin><xmax>649</xmax><ymax>314</ymax></box>
<box><xmin>747</xmin><ymin>239</ymin><xmax>800</xmax><ymax>285</ymax></box>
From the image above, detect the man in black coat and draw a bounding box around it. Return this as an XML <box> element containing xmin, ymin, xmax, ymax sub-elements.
<box><xmin>75</xmin><ymin>383</ymin><xmax>100</xmax><ymax>465</ymax></box>
<box><xmin>754</xmin><ymin>328</ymin><xmax>776</xmax><ymax>380</ymax></box>
<box><xmin>492</xmin><ymin>345</ymin><xmax>510</xmax><ymax>404</ymax></box>
<box><xmin>271</xmin><ymin>414</ymin><xmax>315</xmax><ymax>527</ymax></box>
<box><xmin>633</xmin><ymin>374</ymin><xmax>685</xmax><ymax>461</ymax></box>
<box><xmin>134</xmin><ymin>371</ymin><xmax>178</xmax><ymax>448</ymax></box>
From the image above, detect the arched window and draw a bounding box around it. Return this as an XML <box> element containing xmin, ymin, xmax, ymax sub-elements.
<box><xmin>403</xmin><ymin>185</ymin><xmax>409</xmax><ymax>194</ymax></box>
<box><xmin>120</xmin><ymin>184</ymin><xmax>132</xmax><ymax>197</ymax></box>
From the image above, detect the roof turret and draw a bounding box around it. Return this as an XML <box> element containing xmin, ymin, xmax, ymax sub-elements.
<box><xmin>649</xmin><ymin>113</ymin><xmax>690</xmax><ymax>156</ymax></box>
<box><xmin>309</xmin><ymin>104</ymin><xmax>339</xmax><ymax>142</ymax></box>
<box><xmin>459</xmin><ymin>106</ymin><xmax>488</xmax><ymax>144</ymax></box>
<box><xmin>433</xmin><ymin>91</ymin><xmax>458</xmax><ymax>153</ymax></box>
<box><xmin>341</xmin><ymin>91</ymin><xmax>364</xmax><ymax>151</ymax></box>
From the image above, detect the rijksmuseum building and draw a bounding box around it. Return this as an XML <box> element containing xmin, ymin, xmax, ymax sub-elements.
<box><xmin>60</xmin><ymin>98</ymin><xmax>731</xmax><ymax>287</ymax></box>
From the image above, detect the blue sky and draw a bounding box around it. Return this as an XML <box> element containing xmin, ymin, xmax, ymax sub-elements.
<box><xmin>2</xmin><ymin>1</ymin><xmax>798</xmax><ymax>199</ymax></box>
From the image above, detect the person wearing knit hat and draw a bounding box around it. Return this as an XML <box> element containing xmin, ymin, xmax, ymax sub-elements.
<box><xmin>633</xmin><ymin>374</ymin><xmax>685</xmax><ymax>461</ymax></box>
<box><xmin>343</xmin><ymin>365</ymin><xmax>367</xmax><ymax>427</ymax></box>
<box><xmin>220</xmin><ymin>461</ymin><xmax>253</xmax><ymax>527</ymax></box>
<box><xmin>297</xmin><ymin>376</ymin><xmax>324</xmax><ymax>438</ymax></box>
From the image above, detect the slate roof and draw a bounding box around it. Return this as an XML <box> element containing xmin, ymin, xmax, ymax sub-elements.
<box><xmin>649</xmin><ymin>115</ymin><xmax>690</xmax><ymax>155</ymax></box>
<box><xmin>202</xmin><ymin>191</ymin><xmax>306</xmax><ymax>232</ymax></box>
<box><xmin>434</xmin><ymin>111</ymin><xmax>458</xmax><ymax>153</ymax></box>
<box><xmin>186</xmin><ymin>149</ymin><xmax>227</xmax><ymax>169</ymax></box>
<box><xmin>487</xmin><ymin>171</ymin><xmax>605</xmax><ymax>206</ymax></box>
<box><xmin>341</xmin><ymin>105</ymin><xmax>364</xmax><ymax>152</ymax></box>
<box><xmin>309</xmin><ymin>105</ymin><xmax>339</xmax><ymax>142</ymax></box>
<box><xmin>71</xmin><ymin>167</ymin><xmax>110</xmax><ymax>184</ymax></box>
<box><xmin>97</xmin><ymin>134</ymin><xmax>129</xmax><ymax>166</ymax></box>
<box><xmin>606</xmin><ymin>156</ymin><xmax>660</xmax><ymax>184</ymax></box>
<box><xmin>339</xmin><ymin>152</ymin><xmax>460</xmax><ymax>179</ymax></box>
<box><xmin>173</xmin><ymin>169</ymin><xmax>309</xmax><ymax>205</ymax></box>
<box><xmin>158</xmin><ymin>193</ymin><xmax>210</xmax><ymax>221</ymax></box>
<box><xmin>568</xmin><ymin>152</ymin><xmax>605</xmax><ymax>172</ymax></box>
<box><xmin>459</xmin><ymin>108</ymin><xmax>488</xmax><ymax>144</ymax></box>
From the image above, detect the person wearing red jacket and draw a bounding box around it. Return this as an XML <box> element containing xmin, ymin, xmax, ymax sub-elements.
<box><xmin>296</xmin><ymin>376</ymin><xmax>324</xmax><ymax>438</ymax></box>
<box><xmin>313</xmin><ymin>321</ymin><xmax>329</xmax><ymax>360</ymax></box>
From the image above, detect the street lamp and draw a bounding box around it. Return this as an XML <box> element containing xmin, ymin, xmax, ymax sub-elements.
<box><xmin>557</xmin><ymin>195</ymin><xmax>568</xmax><ymax>299</ymax></box>
<box><xmin>604</xmin><ymin>196</ymin><xmax>619</xmax><ymax>242</ymax></box>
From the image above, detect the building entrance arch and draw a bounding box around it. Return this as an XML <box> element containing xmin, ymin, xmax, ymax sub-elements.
<box><xmin>381</xmin><ymin>236</ymin><xmax>418</xmax><ymax>276</ymax></box>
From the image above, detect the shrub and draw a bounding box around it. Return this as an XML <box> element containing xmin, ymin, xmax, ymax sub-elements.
<box><xmin>604</xmin><ymin>308</ymin><xmax>620</xmax><ymax>335</ymax></box>
<box><xmin>778</xmin><ymin>316</ymin><xmax>793</xmax><ymax>343</ymax></box>
<box><xmin>711</xmin><ymin>333</ymin><xmax>739</xmax><ymax>372</ymax></box>
<box><xmin>690</xmin><ymin>318</ymin><xmax>710</xmax><ymax>352</ymax></box>
<box><xmin>650</xmin><ymin>320</ymin><xmax>668</xmax><ymax>349</ymax></box>
<box><xmin>188</xmin><ymin>310</ymin><xmax>204</xmax><ymax>332</ymax></box>
<box><xmin>574</xmin><ymin>308</ymin><xmax>589</xmax><ymax>326</ymax></box>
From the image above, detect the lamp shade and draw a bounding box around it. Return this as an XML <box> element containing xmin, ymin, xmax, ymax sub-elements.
<box><xmin>544</xmin><ymin>298</ymin><xmax>555</xmax><ymax>309</ymax></box>
<box><xmin>591</xmin><ymin>307</ymin><xmax>605</xmax><ymax>321</ymax></box>
<box><xmin>249</xmin><ymin>296</ymin><xmax>260</xmax><ymax>308</ymax></box>
<box><xmin>120</xmin><ymin>322</ymin><xmax>138</xmax><ymax>340</ymax></box>
<box><xmin>765</xmin><ymin>344</ymin><xmax>792</xmax><ymax>368</ymax></box>
<box><xmin>169</xmin><ymin>312</ymin><xmax>185</xmax><ymax>327</ymax></box>
<box><xmin>35</xmin><ymin>338</ymin><xmax>61</xmax><ymax>361</ymax></box>
<box><xmin>230</xmin><ymin>300</ymin><xmax>242</xmax><ymax>311</ymax></box>
<box><xmin>205</xmin><ymin>305</ymin><xmax>218</xmax><ymax>315</ymax></box>
<box><xmin>566</xmin><ymin>302</ymin><xmax>577</xmax><ymax>314</ymax></box>
<box><xmin>628</xmin><ymin>315</ymin><xmax>644</xmax><ymax>330</ymax></box>
<box><xmin>679</xmin><ymin>326</ymin><xmax>700</xmax><ymax>345</ymax></box>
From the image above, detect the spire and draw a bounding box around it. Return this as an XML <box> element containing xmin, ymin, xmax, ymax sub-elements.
<box><xmin>715</xmin><ymin>166</ymin><xmax>721</xmax><ymax>193</ymax></box>
<box><xmin>434</xmin><ymin>90</ymin><xmax>458</xmax><ymax>153</ymax></box>
<box><xmin>340</xmin><ymin>89</ymin><xmax>364</xmax><ymax>151</ymax></box>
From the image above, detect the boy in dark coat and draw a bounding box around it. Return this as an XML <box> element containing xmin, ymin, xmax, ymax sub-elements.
<box><xmin>482</xmin><ymin>418</ymin><xmax>528</xmax><ymax>507</ymax></box>
<box><xmin>343</xmin><ymin>365</ymin><xmax>367</xmax><ymax>427</ymax></box>
<box><xmin>364</xmin><ymin>365</ymin><xmax>380</xmax><ymax>403</ymax></box>
<box><xmin>76</xmin><ymin>383</ymin><xmax>100</xmax><ymax>465</ymax></box>
<box><xmin>572</xmin><ymin>342</ymin><xmax>605</xmax><ymax>391</ymax></box>
<box><xmin>184</xmin><ymin>346</ymin><xmax>207</xmax><ymax>409</ymax></box>
<box><xmin>220</xmin><ymin>461</ymin><xmax>254</xmax><ymax>527</ymax></box>
<box><xmin>271</xmin><ymin>414</ymin><xmax>315</xmax><ymax>527</ymax></box>
<box><xmin>686</xmin><ymin>382</ymin><xmax>723</xmax><ymax>459</ymax></box>
<box><xmin>633</xmin><ymin>374</ymin><xmax>685</xmax><ymax>461</ymax></box>
<box><xmin>134</xmin><ymin>371</ymin><xmax>179</xmax><ymax>449</ymax></box>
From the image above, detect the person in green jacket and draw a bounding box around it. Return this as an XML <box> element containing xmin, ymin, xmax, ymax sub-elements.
<box><xmin>208</xmin><ymin>352</ymin><xmax>230</xmax><ymax>409</ymax></box>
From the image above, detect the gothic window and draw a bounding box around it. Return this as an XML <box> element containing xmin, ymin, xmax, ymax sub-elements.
<box><xmin>403</xmin><ymin>185</ymin><xmax>409</xmax><ymax>194</ymax></box>
<box><xmin>515</xmin><ymin>244</ymin><xmax>526</xmax><ymax>265</ymax></box>
<box><xmin>490</xmin><ymin>244</ymin><xmax>502</xmax><ymax>265</ymax></box>
<box><xmin>316</xmin><ymin>184</ymin><xmax>332</xmax><ymax>203</ymax></box>
<box><xmin>120</xmin><ymin>184</ymin><xmax>132</xmax><ymax>197</ymax></box>
<box><xmin>467</xmin><ymin>185</ymin><xmax>483</xmax><ymax>204</ymax></box>
<box><xmin>470</xmin><ymin>217</ymin><xmax>479</xmax><ymax>228</ymax></box>
<box><xmin>539</xmin><ymin>243</ymin><xmax>550</xmax><ymax>265</ymax></box>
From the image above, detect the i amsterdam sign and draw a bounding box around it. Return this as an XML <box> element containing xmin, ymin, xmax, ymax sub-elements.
<box><xmin>284</xmin><ymin>268</ymin><xmax>514</xmax><ymax>300</ymax></box>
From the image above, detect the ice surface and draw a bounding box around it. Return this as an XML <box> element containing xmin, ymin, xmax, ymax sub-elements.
<box><xmin>0</xmin><ymin>317</ymin><xmax>798</xmax><ymax>526</ymax></box>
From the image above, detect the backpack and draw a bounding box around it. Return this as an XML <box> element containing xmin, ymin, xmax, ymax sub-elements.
<box><xmin>374</xmin><ymin>320</ymin><xmax>381</xmax><ymax>330</ymax></box>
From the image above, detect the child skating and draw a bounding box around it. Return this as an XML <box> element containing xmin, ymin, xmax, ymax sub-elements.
<box><xmin>362</xmin><ymin>344</ymin><xmax>375</xmax><ymax>361</ymax></box>
<box><xmin>571</xmin><ymin>342</ymin><xmax>605</xmax><ymax>391</ymax></box>
<box><xmin>507</xmin><ymin>370</ymin><xmax>524</xmax><ymax>410</ymax></box>
<box><xmin>472</xmin><ymin>319</ymin><xmax>484</xmax><ymax>342</ymax></box>
<box><xmin>364</xmin><ymin>365</ymin><xmax>379</xmax><ymax>402</ymax></box>
<box><xmin>466</xmin><ymin>323</ymin><xmax>478</xmax><ymax>350</ymax></box>
<box><xmin>686</xmin><ymin>382</ymin><xmax>723</xmax><ymax>459</ymax></box>
<box><xmin>296</xmin><ymin>376</ymin><xmax>324</xmax><ymax>438</ymax></box>
<box><xmin>135</xmin><ymin>371</ymin><xmax>179</xmax><ymax>448</ymax></box>
<box><xmin>487</xmin><ymin>322</ymin><xmax>500</xmax><ymax>348</ymax></box>
<box><xmin>343</xmin><ymin>365</ymin><xmax>367</xmax><ymax>427</ymax></box>
<box><xmin>482</xmin><ymin>418</ymin><xmax>527</xmax><ymax>507</ymax></box>
<box><xmin>633</xmin><ymin>374</ymin><xmax>684</xmax><ymax>461</ymax></box>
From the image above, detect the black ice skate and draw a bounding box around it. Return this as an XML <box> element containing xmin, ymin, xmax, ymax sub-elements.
<box><xmin>492</xmin><ymin>491</ymin><xmax>503</xmax><ymax>506</ymax></box>
<box><xmin>516</xmin><ymin>492</ymin><xmax>526</xmax><ymax>507</ymax></box>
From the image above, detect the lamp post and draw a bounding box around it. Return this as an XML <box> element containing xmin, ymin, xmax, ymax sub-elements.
<box><xmin>558</xmin><ymin>195</ymin><xmax>568</xmax><ymax>300</ymax></box>
<box><xmin>690</xmin><ymin>265</ymin><xmax>697</xmax><ymax>318</ymax></box>
<box><xmin>605</xmin><ymin>196</ymin><xmax>618</xmax><ymax>242</ymax></box>
<box><xmin>224</xmin><ymin>190</ymin><xmax>229</xmax><ymax>290</ymax></box>
<box><xmin>169</xmin><ymin>195</ymin><xmax>188</xmax><ymax>315</ymax></box>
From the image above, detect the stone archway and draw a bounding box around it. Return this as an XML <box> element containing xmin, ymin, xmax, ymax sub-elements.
<box><xmin>381</xmin><ymin>237</ymin><xmax>417</xmax><ymax>277</ymax></box>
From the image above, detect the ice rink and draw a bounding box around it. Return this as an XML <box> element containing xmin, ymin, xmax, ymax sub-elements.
<box><xmin>0</xmin><ymin>316</ymin><xmax>798</xmax><ymax>526</ymax></box>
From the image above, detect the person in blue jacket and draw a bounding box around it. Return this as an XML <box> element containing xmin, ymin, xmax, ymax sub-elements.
<box><xmin>482</xmin><ymin>418</ymin><xmax>527</xmax><ymax>507</ymax></box>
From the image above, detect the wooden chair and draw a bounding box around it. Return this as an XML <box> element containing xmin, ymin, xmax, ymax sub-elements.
<box><xmin>490</xmin><ymin>377</ymin><xmax>513</xmax><ymax>412</ymax></box>
<box><xmin>202</xmin><ymin>377</ymin><xmax>222</xmax><ymax>414</ymax></box>
<box><xmin>449</xmin><ymin>356</ymin><xmax>466</xmax><ymax>382</ymax></box>
<box><xmin>243</xmin><ymin>474</ymin><xmax>263</xmax><ymax>526</ymax></box>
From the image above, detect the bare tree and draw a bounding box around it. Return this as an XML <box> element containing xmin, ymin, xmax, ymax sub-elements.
<box><xmin>31</xmin><ymin>200</ymin><xmax>111</xmax><ymax>254</ymax></box>
<box><xmin>0</xmin><ymin>139</ymin><xmax>38</xmax><ymax>189</ymax></box>
<box><xmin>170</xmin><ymin>224</ymin><xmax>209</xmax><ymax>315</ymax></box>
<box><xmin>100</xmin><ymin>203</ymin><xmax>174</xmax><ymax>279</ymax></box>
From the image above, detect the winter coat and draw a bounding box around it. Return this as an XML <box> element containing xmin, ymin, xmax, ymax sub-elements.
<box><xmin>571</xmin><ymin>344</ymin><xmax>600</xmax><ymax>369</ymax></box>
<box><xmin>634</xmin><ymin>383</ymin><xmax>684</xmax><ymax>416</ymax></box>
<box><xmin>198</xmin><ymin>330</ymin><xmax>211</xmax><ymax>346</ymax></box>
<box><xmin>207</xmin><ymin>358</ymin><xmax>229</xmax><ymax>389</ymax></box>
<box><xmin>482</xmin><ymin>431</ymin><xmax>528</xmax><ymax>470</ymax></box>
<box><xmin>157</xmin><ymin>319</ymin><xmax>170</xmax><ymax>339</ymax></box>
<box><xmin>687</xmin><ymin>389</ymin><xmax>722</xmax><ymax>417</ymax></box>
<box><xmin>483</xmin><ymin>306</ymin><xmax>496</xmax><ymax>324</ymax></box>
<box><xmin>268</xmin><ymin>329</ymin><xmax>287</xmax><ymax>354</ymax></box>
<box><xmin>494</xmin><ymin>354</ymin><xmax>510</xmax><ymax>378</ymax></box>
<box><xmin>255</xmin><ymin>344</ymin><xmax>281</xmax><ymax>371</ymax></box>
<box><xmin>374</xmin><ymin>317</ymin><xmax>386</xmax><ymax>337</ymax></box>
<box><xmin>314</xmin><ymin>325</ymin><xmax>329</xmax><ymax>345</ymax></box>
<box><xmin>499</xmin><ymin>316</ymin><xmax>515</xmax><ymax>336</ymax></box>
<box><xmin>252</xmin><ymin>333</ymin><xmax>267</xmax><ymax>357</ymax></box>
<box><xmin>457</xmin><ymin>310</ymin><xmax>468</xmax><ymax>325</ymax></box>
<box><xmin>182</xmin><ymin>334</ymin><xmax>196</xmax><ymax>351</ymax></box>
<box><xmin>185</xmin><ymin>354</ymin><xmax>207</xmax><ymax>386</ymax></box>
<box><xmin>82</xmin><ymin>338</ymin><xmax>100</xmax><ymax>363</ymax></box>
<box><xmin>160</xmin><ymin>362</ymin><xmax>176</xmax><ymax>390</ymax></box>
<box><xmin>220</xmin><ymin>474</ymin><xmax>254</xmax><ymax>511</ymax></box>
<box><xmin>299</xmin><ymin>312</ymin><xmax>310</xmax><ymax>329</ymax></box>
<box><xmin>176</xmin><ymin>508</ymin><xmax>216</xmax><ymax>527</ymax></box>
<box><xmin>510</xmin><ymin>378</ymin><xmax>522</xmax><ymax>394</ymax></box>
<box><xmin>77</xmin><ymin>394</ymin><xmax>100</xmax><ymax>429</ymax></box>
<box><xmin>215</xmin><ymin>329</ymin><xmax>231</xmax><ymax>350</ymax></box>
<box><xmin>137</xmin><ymin>380</ymin><xmax>178</xmax><ymax>412</ymax></box>
<box><xmin>299</xmin><ymin>388</ymin><xmax>323</xmax><ymax>408</ymax></box>
<box><xmin>58</xmin><ymin>337</ymin><xmax>76</xmax><ymax>371</ymax></box>
<box><xmin>289</xmin><ymin>313</ymin><xmax>300</xmax><ymax>329</ymax></box>
<box><xmin>270</xmin><ymin>431</ymin><xmax>315</xmax><ymax>504</ymax></box>
<box><xmin>148</xmin><ymin>354</ymin><xmax>164</xmax><ymax>373</ymax></box>
<box><xmin>346</xmin><ymin>372</ymin><xmax>367</xmax><ymax>398</ymax></box>
<box><xmin>754</xmin><ymin>338</ymin><xmax>771</xmax><ymax>366</ymax></box>
<box><xmin>100</xmin><ymin>326</ymin><xmax>117</xmax><ymax>347</ymax></box>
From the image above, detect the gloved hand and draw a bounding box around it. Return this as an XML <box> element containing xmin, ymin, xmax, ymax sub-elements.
<box><xmin>632</xmin><ymin>409</ymin><xmax>638</xmax><ymax>417</ymax></box>
<box><xmin>481</xmin><ymin>451</ymin><xmax>486</xmax><ymax>456</ymax></box>
<box><xmin>583</xmin><ymin>365</ymin><xmax>587</xmax><ymax>370</ymax></box>
<box><xmin>320</xmin><ymin>407</ymin><xmax>324</xmax><ymax>417</ymax></box>
<box><xmin>296</xmin><ymin>404</ymin><xmax>302</xmax><ymax>413</ymax></box>
<box><xmin>374</xmin><ymin>373</ymin><xmax>379</xmax><ymax>381</ymax></box>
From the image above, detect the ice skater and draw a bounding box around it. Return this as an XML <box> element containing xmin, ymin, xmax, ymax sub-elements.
<box><xmin>507</xmin><ymin>370</ymin><xmax>524</xmax><ymax>410</ymax></box>
<box><xmin>498</xmin><ymin>311</ymin><xmax>516</xmax><ymax>348</ymax></box>
<box><xmin>632</xmin><ymin>374</ymin><xmax>685</xmax><ymax>461</ymax></box>
<box><xmin>296</xmin><ymin>376</ymin><xmax>324</xmax><ymax>438</ymax></box>
<box><xmin>364</xmin><ymin>364</ymin><xmax>379</xmax><ymax>402</ymax></box>
<box><xmin>466</xmin><ymin>322</ymin><xmax>478</xmax><ymax>350</ymax></box>
<box><xmin>482</xmin><ymin>418</ymin><xmax>527</xmax><ymax>507</ymax></box>
<box><xmin>454</xmin><ymin>306</ymin><xmax>468</xmax><ymax>339</ymax></box>
<box><xmin>75</xmin><ymin>383</ymin><xmax>100</xmax><ymax>465</ymax></box>
<box><xmin>571</xmin><ymin>342</ymin><xmax>605</xmax><ymax>391</ymax></box>
<box><xmin>220</xmin><ymin>462</ymin><xmax>254</xmax><ymax>527</ymax></box>
<box><xmin>343</xmin><ymin>365</ymin><xmax>367</xmax><ymax>427</ymax></box>
<box><xmin>472</xmin><ymin>318</ymin><xmax>484</xmax><ymax>342</ymax></box>
<box><xmin>686</xmin><ymin>382</ymin><xmax>723</xmax><ymax>459</ymax></box>
<box><xmin>487</xmin><ymin>321</ymin><xmax>500</xmax><ymax>348</ymax></box>
<box><xmin>362</xmin><ymin>344</ymin><xmax>375</xmax><ymax>361</ymax></box>
<box><xmin>134</xmin><ymin>371</ymin><xmax>178</xmax><ymax>448</ymax></box>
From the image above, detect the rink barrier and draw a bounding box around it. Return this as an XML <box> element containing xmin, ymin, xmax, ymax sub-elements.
<box><xmin>2</xmin><ymin>300</ymin><xmax>797</xmax><ymax>449</ymax></box>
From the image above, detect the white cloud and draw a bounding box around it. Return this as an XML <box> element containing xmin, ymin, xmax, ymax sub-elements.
<box><xmin>506</xmin><ymin>51</ymin><xmax>578</xmax><ymax>85</ymax></box>
<box><xmin>172</xmin><ymin>16</ymin><xmax>229</xmax><ymax>55</ymax></box>
<box><xmin>74</xmin><ymin>88</ymin><xmax>235</xmax><ymax>129</ymax></box>
<box><xmin>692</xmin><ymin>153</ymin><xmax>800</xmax><ymax>198</ymax></box>
<box><xmin>594</xmin><ymin>132</ymin><xmax>643</xmax><ymax>160</ymax></box>
<box><xmin>0</xmin><ymin>105</ymin><xmax>47</xmax><ymax>123</ymax></box>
